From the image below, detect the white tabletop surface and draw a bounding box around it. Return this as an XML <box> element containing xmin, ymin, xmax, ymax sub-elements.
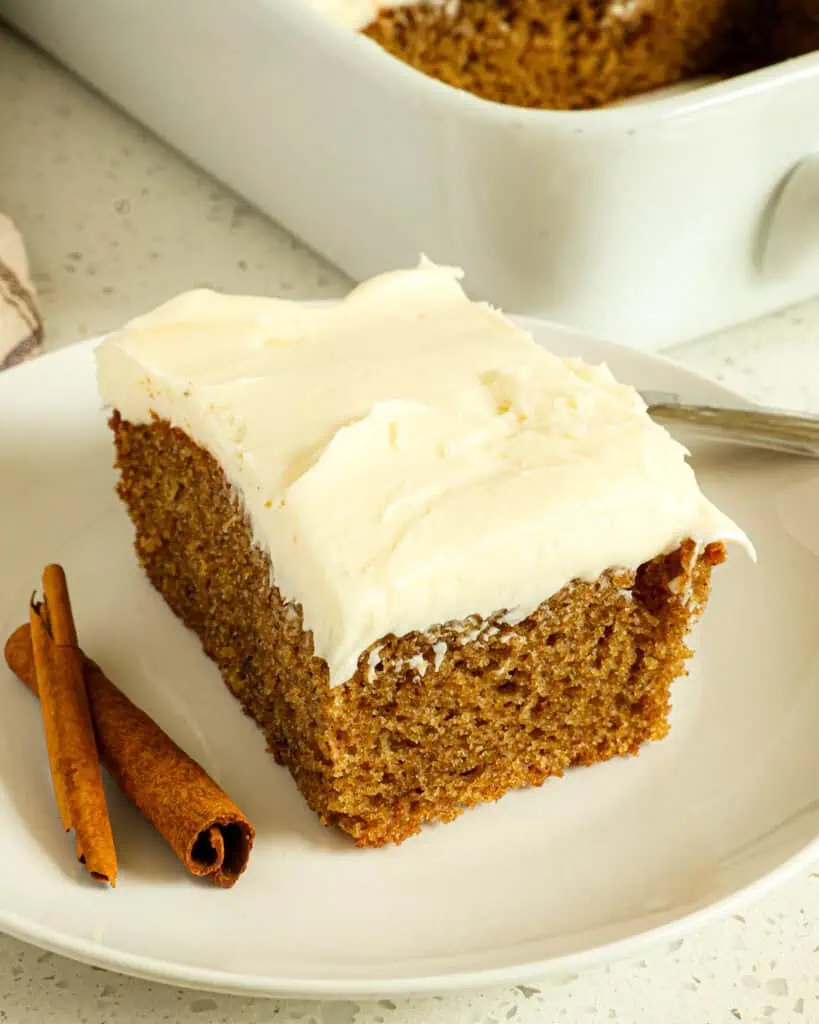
<box><xmin>1</xmin><ymin>22</ymin><xmax>819</xmax><ymax>1024</ymax></box>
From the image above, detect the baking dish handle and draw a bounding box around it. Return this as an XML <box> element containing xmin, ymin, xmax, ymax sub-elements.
<box><xmin>759</xmin><ymin>153</ymin><xmax>819</xmax><ymax>278</ymax></box>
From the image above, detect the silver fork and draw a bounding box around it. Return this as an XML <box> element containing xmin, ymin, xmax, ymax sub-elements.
<box><xmin>640</xmin><ymin>391</ymin><xmax>819</xmax><ymax>459</ymax></box>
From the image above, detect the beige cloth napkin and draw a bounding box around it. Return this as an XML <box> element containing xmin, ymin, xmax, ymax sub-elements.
<box><xmin>0</xmin><ymin>214</ymin><xmax>42</xmax><ymax>370</ymax></box>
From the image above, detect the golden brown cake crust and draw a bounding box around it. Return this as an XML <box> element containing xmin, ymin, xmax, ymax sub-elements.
<box><xmin>364</xmin><ymin>1</ymin><xmax>770</xmax><ymax>110</ymax></box>
<box><xmin>110</xmin><ymin>413</ymin><xmax>725</xmax><ymax>847</ymax></box>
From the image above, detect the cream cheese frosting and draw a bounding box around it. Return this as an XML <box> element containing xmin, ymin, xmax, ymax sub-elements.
<box><xmin>96</xmin><ymin>261</ymin><xmax>751</xmax><ymax>687</ymax></box>
<box><xmin>309</xmin><ymin>0</ymin><xmax>453</xmax><ymax>31</ymax></box>
<box><xmin>307</xmin><ymin>0</ymin><xmax>641</xmax><ymax>30</ymax></box>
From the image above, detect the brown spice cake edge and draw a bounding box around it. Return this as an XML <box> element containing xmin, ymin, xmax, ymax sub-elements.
<box><xmin>364</xmin><ymin>1</ymin><xmax>781</xmax><ymax>112</ymax></box>
<box><xmin>110</xmin><ymin>412</ymin><xmax>725</xmax><ymax>847</ymax></box>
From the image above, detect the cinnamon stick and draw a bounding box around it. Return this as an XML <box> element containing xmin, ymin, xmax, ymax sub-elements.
<box><xmin>5</xmin><ymin>624</ymin><xmax>254</xmax><ymax>887</ymax></box>
<box><xmin>28</xmin><ymin>565</ymin><xmax>117</xmax><ymax>885</ymax></box>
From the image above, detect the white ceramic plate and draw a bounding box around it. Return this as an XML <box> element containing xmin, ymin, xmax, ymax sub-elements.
<box><xmin>0</xmin><ymin>323</ymin><xmax>817</xmax><ymax>999</ymax></box>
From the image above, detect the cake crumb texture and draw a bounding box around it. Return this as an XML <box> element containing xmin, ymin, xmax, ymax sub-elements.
<box><xmin>111</xmin><ymin>413</ymin><xmax>725</xmax><ymax>847</ymax></box>
<box><xmin>364</xmin><ymin>1</ymin><xmax>795</xmax><ymax>110</ymax></box>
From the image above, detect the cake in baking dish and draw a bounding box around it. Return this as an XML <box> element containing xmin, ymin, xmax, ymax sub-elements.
<box><xmin>95</xmin><ymin>261</ymin><xmax>750</xmax><ymax>846</ymax></box>
<box><xmin>317</xmin><ymin>0</ymin><xmax>812</xmax><ymax>111</ymax></box>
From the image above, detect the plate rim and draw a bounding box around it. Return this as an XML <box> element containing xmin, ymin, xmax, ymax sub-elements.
<box><xmin>2</xmin><ymin>326</ymin><xmax>809</xmax><ymax>1000</ymax></box>
<box><xmin>1</xmin><ymin>841</ymin><xmax>818</xmax><ymax>1000</ymax></box>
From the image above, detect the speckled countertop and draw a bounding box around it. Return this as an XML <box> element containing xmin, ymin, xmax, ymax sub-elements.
<box><xmin>1</xmin><ymin>23</ymin><xmax>819</xmax><ymax>1024</ymax></box>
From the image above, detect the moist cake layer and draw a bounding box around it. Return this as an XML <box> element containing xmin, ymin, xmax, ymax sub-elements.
<box><xmin>95</xmin><ymin>261</ymin><xmax>749</xmax><ymax>688</ymax></box>
<box><xmin>362</xmin><ymin>0</ymin><xmax>766</xmax><ymax>110</ymax></box>
<box><xmin>310</xmin><ymin>0</ymin><xmax>771</xmax><ymax>111</ymax></box>
<box><xmin>111</xmin><ymin>413</ymin><xmax>725</xmax><ymax>846</ymax></box>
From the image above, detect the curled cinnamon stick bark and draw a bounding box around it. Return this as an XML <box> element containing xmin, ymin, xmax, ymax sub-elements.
<box><xmin>29</xmin><ymin>565</ymin><xmax>117</xmax><ymax>885</ymax></box>
<box><xmin>5</xmin><ymin>623</ymin><xmax>254</xmax><ymax>887</ymax></box>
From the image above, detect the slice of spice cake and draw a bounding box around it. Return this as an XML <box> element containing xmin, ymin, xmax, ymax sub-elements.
<box><xmin>95</xmin><ymin>261</ymin><xmax>750</xmax><ymax>847</ymax></box>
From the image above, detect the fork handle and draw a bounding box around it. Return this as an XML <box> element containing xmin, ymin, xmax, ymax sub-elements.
<box><xmin>648</xmin><ymin>403</ymin><xmax>819</xmax><ymax>459</ymax></box>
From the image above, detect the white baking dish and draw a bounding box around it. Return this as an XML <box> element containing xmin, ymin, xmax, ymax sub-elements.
<box><xmin>3</xmin><ymin>0</ymin><xmax>819</xmax><ymax>350</ymax></box>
